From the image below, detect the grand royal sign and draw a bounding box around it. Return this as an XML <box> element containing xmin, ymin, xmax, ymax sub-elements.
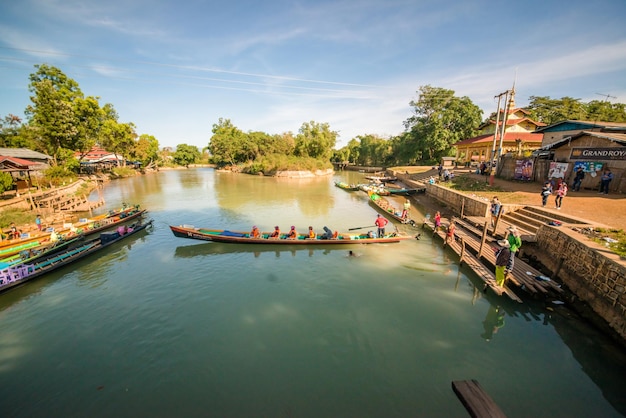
<box><xmin>570</xmin><ymin>147</ymin><xmax>626</xmax><ymax>160</ymax></box>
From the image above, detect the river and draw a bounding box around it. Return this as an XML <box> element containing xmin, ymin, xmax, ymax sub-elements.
<box><xmin>0</xmin><ymin>168</ymin><xmax>624</xmax><ymax>417</ymax></box>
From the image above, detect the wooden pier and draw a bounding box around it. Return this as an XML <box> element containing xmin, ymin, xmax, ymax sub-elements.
<box><xmin>423</xmin><ymin>214</ymin><xmax>563</xmax><ymax>303</ymax></box>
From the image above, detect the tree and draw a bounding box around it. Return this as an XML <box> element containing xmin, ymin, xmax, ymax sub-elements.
<box><xmin>173</xmin><ymin>144</ymin><xmax>201</xmax><ymax>167</ymax></box>
<box><xmin>0</xmin><ymin>114</ymin><xmax>34</xmax><ymax>148</ymax></box>
<box><xmin>294</xmin><ymin>121</ymin><xmax>337</xmax><ymax>160</ymax></box>
<box><xmin>207</xmin><ymin>118</ymin><xmax>247</xmax><ymax>167</ymax></box>
<box><xmin>403</xmin><ymin>85</ymin><xmax>482</xmax><ymax>163</ymax></box>
<box><xmin>25</xmin><ymin>65</ymin><xmax>88</xmax><ymax>164</ymax></box>
<box><xmin>132</xmin><ymin>134</ymin><xmax>160</xmax><ymax>167</ymax></box>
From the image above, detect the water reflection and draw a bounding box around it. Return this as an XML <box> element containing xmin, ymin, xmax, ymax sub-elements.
<box><xmin>174</xmin><ymin>242</ymin><xmax>349</xmax><ymax>259</ymax></box>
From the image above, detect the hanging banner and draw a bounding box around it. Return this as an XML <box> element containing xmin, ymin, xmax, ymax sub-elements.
<box><xmin>573</xmin><ymin>161</ymin><xmax>604</xmax><ymax>176</ymax></box>
<box><xmin>548</xmin><ymin>162</ymin><xmax>569</xmax><ymax>179</ymax></box>
<box><xmin>514</xmin><ymin>159</ymin><xmax>533</xmax><ymax>181</ymax></box>
<box><xmin>570</xmin><ymin>147</ymin><xmax>626</xmax><ymax>160</ymax></box>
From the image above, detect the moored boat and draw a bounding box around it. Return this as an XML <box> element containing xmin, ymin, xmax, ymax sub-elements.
<box><xmin>368</xmin><ymin>192</ymin><xmax>416</xmax><ymax>226</ymax></box>
<box><xmin>388</xmin><ymin>187</ymin><xmax>425</xmax><ymax>196</ymax></box>
<box><xmin>334</xmin><ymin>181</ymin><xmax>360</xmax><ymax>191</ymax></box>
<box><xmin>169</xmin><ymin>225</ymin><xmax>411</xmax><ymax>244</ymax></box>
<box><xmin>0</xmin><ymin>219</ymin><xmax>153</xmax><ymax>294</ymax></box>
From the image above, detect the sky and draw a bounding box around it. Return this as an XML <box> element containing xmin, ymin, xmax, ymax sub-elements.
<box><xmin>1</xmin><ymin>0</ymin><xmax>626</xmax><ymax>150</ymax></box>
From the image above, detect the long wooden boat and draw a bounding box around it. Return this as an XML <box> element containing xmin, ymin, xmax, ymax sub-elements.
<box><xmin>334</xmin><ymin>181</ymin><xmax>360</xmax><ymax>191</ymax></box>
<box><xmin>388</xmin><ymin>187</ymin><xmax>425</xmax><ymax>196</ymax></box>
<box><xmin>368</xmin><ymin>192</ymin><xmax>416</xmax><ymax>226</ymax></box>
<box><xmin>0</xmin><ymin>208</ymin><xmax>147</xmax><ymax>265</ymax></box>
<box><xmin>0</xmin><ymin>219</ymin><xmax>153</xmax><ymax>294</ymax></box>
<box><xmin>0</xmin><ymin>203</ymin><xmax>143</xmax><ymax>250</ymax></box>
<box><xmin>170</xmin><ymin>225</ymin><xmax>411</xmax><ymax>244</ymax></box>
<box><xmin>358</xmin><ymin>183</ymin><xmax>390</xmax><ymax>196</ymax></box>
<box><xmin>364</xmin><ymin>176</ymin><xmax>397</xmax><ymax>183</ymax></box>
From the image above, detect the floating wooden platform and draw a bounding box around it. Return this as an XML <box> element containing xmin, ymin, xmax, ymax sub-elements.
<box><xmin>452</xmin><ymin>380</ymin><xmax>507</xmax><ymax>418</ymax></box>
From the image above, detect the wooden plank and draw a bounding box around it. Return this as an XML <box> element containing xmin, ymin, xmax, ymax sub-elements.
<box><xmin>452</xmin><ymin>380</ymin><xmax>507</xmax><ymax>418</ymax></box>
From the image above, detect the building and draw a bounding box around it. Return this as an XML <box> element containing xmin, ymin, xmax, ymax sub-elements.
<box><xmin>535</xmin><ymin>120</ymin><xmax>626</xmax><ymax>148</ymax></box>
<box><xmin>536</xmin><ymin>131</ymin><xmax>626</xmax><ymax>193</ymax></box>
<box><xmin>453</xmin><ymin>99</ymin><xmax>545</xmax><ymax>165</ymax></box>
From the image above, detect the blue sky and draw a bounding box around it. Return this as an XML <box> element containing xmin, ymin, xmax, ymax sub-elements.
<box><xmin>1</xmin><ymin>0</ymin><xmax>625</xmax><ymax>150</ymax></box>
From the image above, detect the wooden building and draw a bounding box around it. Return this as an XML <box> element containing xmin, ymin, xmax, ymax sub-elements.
<box><xmin>453</xmin><ymin>101</ymin><xmax>545</xmax><ymax>165</ymax></box>
<box><xmin>538</xmin><ymin>131</ymin><xmax>626</xmax><ymax>193</ymax></box>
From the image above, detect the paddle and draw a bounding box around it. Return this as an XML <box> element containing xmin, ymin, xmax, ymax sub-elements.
<box><xmin>348</xmin><ymin>225</ymin><xmax>375</xmax><ymax>231</ymax></box>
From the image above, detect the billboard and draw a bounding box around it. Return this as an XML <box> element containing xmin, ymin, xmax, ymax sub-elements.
<box><xmin>570</xmin><ymin>147</ymin><xmax>626</xmax><ymax>160</ymax></box>
<box><xmin>514</xmin><ymin>159</ymin><xmax>533</xmax><ymax>181</ymax></box>
<box><xmin>548</xmin><ymin>162</ymin><xmax>569</xmax><ymax>179</ymax></box>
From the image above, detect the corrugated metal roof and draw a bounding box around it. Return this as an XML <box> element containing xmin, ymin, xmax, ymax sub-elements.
<box><xmin>0</xmin><ymin>148</ymin><xmax>52</xmax><ymax>160</ymax></box>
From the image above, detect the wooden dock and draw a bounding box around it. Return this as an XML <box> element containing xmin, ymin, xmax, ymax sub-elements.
<box><xmin>423</xmin><ymin>212</ymin><xmax>564</xmax><ymax>302</ymax></box>
<box><xmin>424</xmin><ymin>218</ymin><xmax>522</xmax><ymax>302</ymax></box>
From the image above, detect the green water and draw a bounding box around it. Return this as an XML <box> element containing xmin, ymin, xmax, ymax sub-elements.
<box><xmin>0</xmin><ymin>168</ymin><xmax>624</xmax><ymax>417</ymax></box>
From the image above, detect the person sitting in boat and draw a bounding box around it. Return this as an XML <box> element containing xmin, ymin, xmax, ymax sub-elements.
<box><xmin>250</xmin><ymin>225</ymin><xmax>260</xmax><ymax>239</ymax></box>
<box><xmin>307</xmin><ymin>226</ymin><xmax>316</xmax><ymax>239</ymax></box>
<box><xmin>286</xmin><ymin>226</ymin><xmax>297</xmax><ymax>239</ymax></box>
<box><xmin>8</xmin><ymin>223</ymin><xmax>21</xmax><ymax>240</ymax></box>
<box><xmin>321</xmin><ymin>226</ymin><xmax>333</xmax><ymax>240</ymax></box>
<box><xmin>269</xmin><ymin>226</ymin><xmax>280</xmax><ymax>239</ymax></box>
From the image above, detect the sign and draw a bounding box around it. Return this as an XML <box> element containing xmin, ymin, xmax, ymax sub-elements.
<box><xmin>570</xmin><ymin>147</ymin><xmax>626</xmax><ymax>160</ymax></box>
<box><xmin>514</xmin><ymin>159</ymin><xmax>533</xmax><ymax>181</ymax></box>
<box><xmin>548</xmin><ymin>162</ymin><xmax>568</xmax><ymax>179</ymax></box>
<box><xmin>573</xmin><ymin>161</ymin><xmax>604</xmax><ymax>175</ymax></box>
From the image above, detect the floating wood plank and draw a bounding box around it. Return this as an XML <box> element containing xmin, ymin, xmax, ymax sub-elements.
<box><xmin>452</xmin><ymin>379</ymin><xmax>507</xmax><ymax>418</ymax></box>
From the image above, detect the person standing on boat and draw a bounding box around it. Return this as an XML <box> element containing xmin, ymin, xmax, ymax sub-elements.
<box><xmin>286</xmin><ymin>226</ymin><xmax>297</xmax><ymax>239</ymax></box>
<box><xmin>374</xmin><ymin>214</ymin><xmax>388</xmax><ymax>238</ymax></box>
<box><xmin>270</xmin><ymin>226</ymin><xmax>280</xmax><ymax>238</ymax></box>
<box><xmin>402</xmin><ymin>199</ymin><xmax>411</xmax><ymax>220</ymax></box>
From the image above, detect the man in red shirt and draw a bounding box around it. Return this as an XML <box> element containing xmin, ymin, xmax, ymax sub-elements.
<box><xmin>374</xmin><ymin>214</ymin><xmax>388</xmax><ymax>238</ymax></box>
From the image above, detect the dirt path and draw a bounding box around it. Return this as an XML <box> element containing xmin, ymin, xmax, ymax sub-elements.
<box><xmin>457</xmin><ymin>171</ymin><xmax>626</xmax><ymax>230</ymax></box>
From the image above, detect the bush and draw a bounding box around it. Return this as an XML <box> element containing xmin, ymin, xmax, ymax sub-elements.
<box><xmin>0</xmin><ymin>172</ymin><xmax>14</xmax><ymax>194</ymax></box>
<box><xmin>111</xmin><ymin>166</ymin><xmax>137</xmax><ymax>178</ymax></box>
<box><xmin>42</xmin><ymin>166</ymin><xmax>77</xmax><ymax>186</ymax></box>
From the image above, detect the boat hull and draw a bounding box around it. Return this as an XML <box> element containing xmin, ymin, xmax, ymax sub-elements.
<box><xmin>170</xmin><ymin>225</ymin><xmax>410</xmax><ymax>244</ymax></box>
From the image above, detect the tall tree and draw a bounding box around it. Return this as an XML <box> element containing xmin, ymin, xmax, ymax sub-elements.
<box><xmin>294</xmin><ymin>121</ymin><xmax>337</xmax><ymax>160</ymax></box>
<box><xmin>403</xmin><ymin>85</ymin><xmax>482</xmax><ymax>163</ymax></box>
<box><xmin>132</xmin><ymin>134</ymin><xmax>160</xmax><ymax>167</ymax></box>
<box><xmin>173</xmin><ymin>144</ymin><xmax>201</xmax><ymax>167</ymax></box>
<box><xmin>207</xmin><ymin>118</ymin><xmax>248</xmax><ymax>167</ymax></box>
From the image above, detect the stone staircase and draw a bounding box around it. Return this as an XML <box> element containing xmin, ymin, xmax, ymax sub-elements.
<box><xmin>502</xmin><ymin>206</ymin><xmax>596</xmax><ymax>236</ymax></box>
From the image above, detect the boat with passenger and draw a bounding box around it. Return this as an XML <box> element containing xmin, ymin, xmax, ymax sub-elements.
<box><xmin>169</xmin><ymin>225</ymin><xmax>411</xmax><ymax>244</ymax></box>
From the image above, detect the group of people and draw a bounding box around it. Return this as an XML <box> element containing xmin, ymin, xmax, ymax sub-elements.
<box><xmin>249</xmin><ymin>225</ymin><xmax>336</xmax><ymax>240</ymax></box>
<box><xmin>493</xmin><ymin>225</ymin><xmax>522</xmax><ymax>288</ymax></box>
<box><xmin>568</xmin><ymin>166</ymin><xmax>614</xmax><ymax>195</ymax></box>
<box><xmin>541</xmin><ymin>179</ymin><xmax>568</xmax><ymax>209</ymax></box>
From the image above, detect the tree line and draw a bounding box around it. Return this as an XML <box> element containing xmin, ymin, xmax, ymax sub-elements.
<box><xmin>1</xmin><ymin>65</ymin><xmax>625</xmax><ymax>174</ymax></box>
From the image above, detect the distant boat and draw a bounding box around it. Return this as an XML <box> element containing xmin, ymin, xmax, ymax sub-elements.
<box><xmin>334</xmin><ymin>181</ymin><xmax>360</xmax><ymax>191</ymax></box>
